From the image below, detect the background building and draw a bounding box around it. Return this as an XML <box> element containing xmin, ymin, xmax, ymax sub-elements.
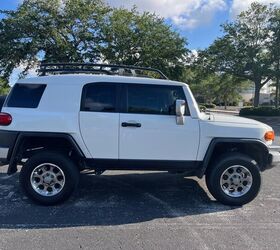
<box><xmin>241</xmin><ymin>81</ymin><xmax>275</xmax><ymax>105</ymax></box>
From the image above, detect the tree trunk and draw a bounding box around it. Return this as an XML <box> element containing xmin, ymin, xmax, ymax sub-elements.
<box><xmin>278</xmin><ymin>80</ymin><xmax>280</xmax><ymax>108</ymax></box>
<box><xmin>276</xmin><ymin>60</ymin><xmax>280</xmax><ymax>108</ymax></box>
<box><xmin>253</xmin><ymin>82</ymin><xmax>261</xmax><ymax>107</ymax></box>
<box><xmin>224</xmin><ymin>99</ymin><xmax>227</xmax><ymax>110</ymax></box>
<box><xmin>276</xmin><ymin>77</ymin><xmax>279</xmax><ymax>108</ymax></box>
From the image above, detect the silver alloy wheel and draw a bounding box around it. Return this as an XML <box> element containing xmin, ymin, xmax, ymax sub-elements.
<box><xmin>30</xmin><ymin>163</ymin><xmax>65</xmax><ymax>197</ymax></box>
<box><xmin>220</xmin><ymin>165</ymin><xmax>253</xmax><ymax>198</ymax></box>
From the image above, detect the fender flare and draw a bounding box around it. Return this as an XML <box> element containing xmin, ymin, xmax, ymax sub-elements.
<box><xmin>8</xmin><ymin>132</ymin><xmax>85</xmax><ymax>175</ymax></box>
<box><xmin>197</xmin><ymin>138</ymin><xmax>269</xmax><ymax>178</ymax></box>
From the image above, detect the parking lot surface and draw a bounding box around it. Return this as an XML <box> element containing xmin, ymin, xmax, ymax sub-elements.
<box><xmin>0</xmin><ymin>117</ymin><xmax>279</xmax><ymax>250</ymax></box>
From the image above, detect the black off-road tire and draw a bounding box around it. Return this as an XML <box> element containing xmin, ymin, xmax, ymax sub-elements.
<box><xmin>20</xmin><ymin>151</ymin><xmax>79</xmax><ymax>205</ymax></box>
<box><xmin>206</xmin><ymin>153</ymin><xmax>261</xmax><ymax>206</ymax></box>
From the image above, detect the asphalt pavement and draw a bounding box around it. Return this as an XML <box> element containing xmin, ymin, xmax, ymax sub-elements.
<box><xmin>0</xmin><ymin>117</ymin><xmax>279</xmax><ymax>250</ymax></box>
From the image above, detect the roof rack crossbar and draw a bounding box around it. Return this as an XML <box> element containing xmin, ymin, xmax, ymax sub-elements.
<box><xmin>39</xmin><ymin>68</ymin><xmax>113</xmax><ymax>75</ymax></box>
<box><xmin>38</xmin><ymin>63</ymin><xmax>168</xmax><ymax>80</ymax></box>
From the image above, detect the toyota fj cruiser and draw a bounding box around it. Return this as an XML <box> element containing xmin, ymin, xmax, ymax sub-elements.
<box><xmin>0</xmin><ymin>63</ymin><xmax>279</xmax><ymax>206</ymax></box>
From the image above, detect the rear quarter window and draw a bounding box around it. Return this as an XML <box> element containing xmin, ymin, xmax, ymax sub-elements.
<box><xmin>5</xmin><ymin>84</ymin><xmax>46</xmax><ymax>108</ymax></box>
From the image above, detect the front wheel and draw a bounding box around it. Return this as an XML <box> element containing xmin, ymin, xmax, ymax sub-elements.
<box><xmin>206</xmin><ymin>153</ymin><xmax>261</xmax><ymax>206</ymax></box>
<box><xmin>20</xmin><ymin>151</ymin><xmax>79</xmax><ymax>205</ymax></box>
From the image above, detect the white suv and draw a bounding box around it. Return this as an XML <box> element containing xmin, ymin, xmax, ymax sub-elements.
<box><xmin>0</xmin><ymin>64</ymin><xmax>279</xmax><ymax>206</ymax></box>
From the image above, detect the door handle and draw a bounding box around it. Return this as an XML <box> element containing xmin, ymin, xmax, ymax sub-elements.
<box><xmin>121</xmin><ymin>122</ymin><xmax>141</xmax><ymax>128</ymax></box>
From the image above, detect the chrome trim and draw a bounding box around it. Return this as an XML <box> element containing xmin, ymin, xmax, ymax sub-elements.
<box><xmin>220</xmin><ymin>165</ymin><xmax>253</xmax><ymax>198</ymax></box>
<box><xmin>30</xmin><ymin>163</ymin><xmax>65</xmax><ymax>197</ymax></box>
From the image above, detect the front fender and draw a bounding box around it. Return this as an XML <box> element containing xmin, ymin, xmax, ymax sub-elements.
<box><xmin>197</xmin><ymin>138</ymin><xmax>269</xmax><ymax>178</ymax></box>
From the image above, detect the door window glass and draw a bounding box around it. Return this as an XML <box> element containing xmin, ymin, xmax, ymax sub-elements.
<box><xmin>127</xmin><ymin>84</ymin><xmax>189</xmax><ymax>115</ymax></box>
<box><xmin>81</xmin><ymin>83</ymin><xmax>117</xmax><ymax>112</ymax></box>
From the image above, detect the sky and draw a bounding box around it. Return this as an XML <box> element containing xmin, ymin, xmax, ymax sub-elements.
<box><xmin>1</xmin><ymin>0</ymin><xmax>280</xmax><ymax>49</ymax></box>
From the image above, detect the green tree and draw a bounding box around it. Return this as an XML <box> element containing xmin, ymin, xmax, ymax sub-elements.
<box><xmin>100</xmin><ymin>8</ymin><xmax>188</xmax><ymax>80</ymax></box>
<box><xmin>0</xmin><ymin>0</ymin><xmax>188</xmax><ymax>82</ymax></box>
<box><xmin>186</xmin><ymin>69</ymin><xmax>248</xmax><ymax>108</ymax></box>
<box><xmin>202</xmin><ymin>3</ymin><xmax>275</xmax><ymax>107</ymax></box>
<box><xmin>192</xmin><ymin>74</ymin><xmax>220</xmax><ymax>104</ymax></box>
<box><xmin>0</xmin><ymin>0</ymin><xmax>110</xmax><ymax>81</ymax></box>
<box><xmin>182</xmin><ymin>66</ymin><xmax>219</xmax><ymax>104</ymax></box>
<box><xmin>0</xmin><ymin>78</ymin><xmax>10</xmax><ymax>95</ymax></box>
<box><xmin>214</xmin><ymin>74</ymin><xmax>250</xmax><ymax>109</ymax></box>
<box><xmin>269</xmin><ymin>8</ymin><xmax>280</xmax><ymax>107</ymax></box>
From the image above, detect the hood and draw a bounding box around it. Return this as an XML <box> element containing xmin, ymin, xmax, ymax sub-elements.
<box><xmin>210</xmin><ymin>113</ymin><xmax>272</xmax><ymax>130</ymax></box>
<box><xmin>212</xmin><ymin>113</ymin><xmax>259</xmax><ymax>125</ymax></box>
<box><xmin>199</xmin><ymin>112</ymin><xmax>274</xmax><ymax>146</ymax></box>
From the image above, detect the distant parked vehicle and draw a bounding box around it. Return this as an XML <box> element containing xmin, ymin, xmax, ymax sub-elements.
<box><xmin>0</xmin><ymin>63</ymin><xmax>279</xmax><ymax>206</ymax></box>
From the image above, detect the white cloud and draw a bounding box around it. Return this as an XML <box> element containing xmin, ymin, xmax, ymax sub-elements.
<box><xmin>230</xmin><ymin>0</ymin><xmax>280</xmax><ymax>17</ymax></box>
<box><xmin>106</xmin><ymin>0</ymin><xmax>227</xmax><ymax>29</ymax></box>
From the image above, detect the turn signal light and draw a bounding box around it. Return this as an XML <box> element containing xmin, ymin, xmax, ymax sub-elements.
<box><xmin>0</xmin><ymin>112</ymin><xmax>12</xmax><ymax>126</ymax></box>
<box><xmin>264</xmin><ymin>131</ymin><xmax>275</xmax><ymax>141</ymax></box>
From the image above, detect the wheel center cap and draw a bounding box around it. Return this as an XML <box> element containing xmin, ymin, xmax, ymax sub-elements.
<box><xmin>232</xmin><ymin>174</ymin><xmax>241</xmax><ymax>185</ymax></box>
<box><xmin>43</xmin><ymin>174</ymin><xmax>54</xmax><ymax>184</ymax></box>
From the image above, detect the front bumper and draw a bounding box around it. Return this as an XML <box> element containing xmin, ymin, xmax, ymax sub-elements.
<box><xmin>267</xmin><ymin>145</ymin><xmax>280</xmax><ymax>169</ymax></box>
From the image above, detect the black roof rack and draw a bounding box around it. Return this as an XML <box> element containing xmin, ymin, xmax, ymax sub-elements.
<box><xmin>38</xmin><ymin>63</ymin><xmax>168</xmax><ymax>80</ymax></box>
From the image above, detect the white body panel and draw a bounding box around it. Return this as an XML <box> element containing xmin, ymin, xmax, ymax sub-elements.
<box><xmin>2</xmin><ymin>82</ymin><xmax>92</xmax><ymax>158</ymax></box>
<box><xmin>79</xmin><ymin>112</ymin><xmax>119</xmax><ymax>159</ymax></box>
<box><xmin>119</xmin><ymin>114</ymin><xmax>200</xmax><ymax>160</ymax></box>
<box><xmin>196</xmin><ymin>113</ymin><xmax>273</xmax><ymax>161</ymax></box>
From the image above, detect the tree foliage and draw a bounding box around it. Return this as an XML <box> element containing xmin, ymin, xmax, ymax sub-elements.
<box><xmin>201</xmin><ymin>3</ymin><xmax>278</xmax><ymax>107</ymax></box>
<box><xmin>0</xmin><ymin>0</ymin><xmax>110</xmax><ymax>80</ymax></box>
<box><xmin>269</xmin><ymin>7</ymin><xmax>280</xmax><ymax>107</ymax></box>
<box><xmin>101</xmin><ymin>8</ymin><xmax>187</xmax><ymax>79</ymax></box>
<box><xmin>0</xmin><ymin>78</ymin><xmax>9</xmax><ymax>94</ymax></box>
<box><xmin>0</xmin><ymin>0</ymin><xmax>187</xmax><ymax>82</ymax></box>
<box><xmin>183</xmin><ymin>65</ymin><xmax>248</xmax><ymax>108</ymax></box>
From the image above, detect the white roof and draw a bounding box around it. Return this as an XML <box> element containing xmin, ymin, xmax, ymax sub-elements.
<box><xmin>16</xmin><ymin>74</ymin><xmax>187</xmax><ymax>86</ymax></box>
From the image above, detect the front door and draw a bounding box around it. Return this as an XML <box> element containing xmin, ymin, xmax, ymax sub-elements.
<box><xmin>119</xmin><ymin>83</ymin><xmax>200</xmax><ymax>161</ymax></box>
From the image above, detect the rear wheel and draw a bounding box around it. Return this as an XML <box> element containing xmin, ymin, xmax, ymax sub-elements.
<box><xmin>20</xmin><ymin>151</ymin><xmax>79</xmax><ymax>205</ymax></box>
<box><xmin>206</xmin><ymin>153</ymin><xmax>261</xmax><ymax>206</ymax></box>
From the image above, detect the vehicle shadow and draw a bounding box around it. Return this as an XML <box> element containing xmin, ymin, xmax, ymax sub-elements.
<box><xmin>0</xmin><ymin>171</ymin><xmax>237</xmax><ymax>229</ymax></box>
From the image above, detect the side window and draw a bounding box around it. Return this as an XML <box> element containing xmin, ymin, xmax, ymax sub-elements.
<box><xmin>81</xmin><ymin>83</ymin><xmax>117</xmax><ymax>112</ymax></box>
<box><xmin>127</xmin><ymin>84</ymin><xmax>189</xmax><ymax>115</ymax></box>
<box><xmin>5</xmin><ymin>84</ymin><xmax>46</xmax><ymax>108</ymax></box>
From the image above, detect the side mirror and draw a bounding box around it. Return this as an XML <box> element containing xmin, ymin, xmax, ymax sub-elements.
<box><xmin>175</xmin><ymin>99</ymin><xmax>186</xmax><ymax>125</ymax></box>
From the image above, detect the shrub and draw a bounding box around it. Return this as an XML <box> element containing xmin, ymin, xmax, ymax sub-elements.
<box><xmin>239</xmin><ymin>106</ymin><xmax>280</xmax><ymax>116</ymax></box>
<box><xmin>199</xmin><ymin>103</ymin><xmax>216</xmax><ymax>109</ymax></box>
<box><xmin>199</xmin><ymin>105</ymin><xmax>206</xmax><ymax>112</ymax></box>
<box><xmin>244</xmin><ymin>101</ymin><xmax>252</xmax><ymax>106</ymax></box>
